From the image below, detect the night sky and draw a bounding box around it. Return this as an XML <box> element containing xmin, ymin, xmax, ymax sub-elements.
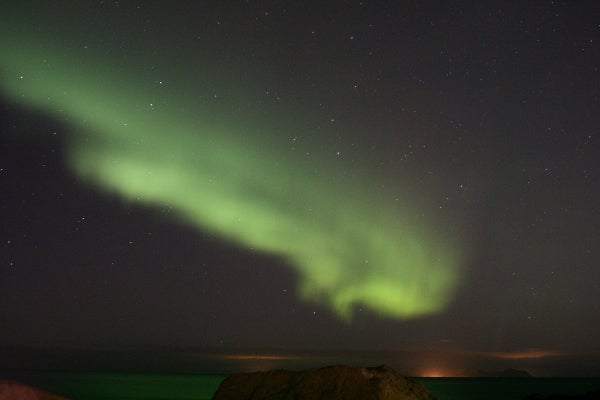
<box><xmin>1</xmin><ymin>1</ymin><xmax>599</xmax><ymax>377</ymax></box>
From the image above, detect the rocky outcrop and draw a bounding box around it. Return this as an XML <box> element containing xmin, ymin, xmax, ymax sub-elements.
<box><xmin>0</xmin><ymin>381</ymin><xmax>69</xmax><ymax>400</ymax></box>
<box><xmin>211</xmin><ymin>364</ymin><xmax>436</xmax><ymax>400</ymax></box>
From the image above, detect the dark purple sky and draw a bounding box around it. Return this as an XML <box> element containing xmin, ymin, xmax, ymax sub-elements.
<box><xmin>1</xmin><ymin>1</ymin><xmax>599</xmax><ymax>376</ymax></box>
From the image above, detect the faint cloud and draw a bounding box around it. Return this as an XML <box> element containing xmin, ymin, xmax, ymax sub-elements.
<box><xmin>483</xmin><ymin>349</ymin><xmax>567</xmax><ymax>360</ymax></box>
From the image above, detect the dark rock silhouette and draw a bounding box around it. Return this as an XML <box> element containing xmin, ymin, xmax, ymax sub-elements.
<box><xmin>0</xmin><ymin>381</ymin><xmax>69</xmax><ymax>400</ymax></box>
<box><xmin>212</xmin><ymin>364</ymin><xmax>436</xmax><ymax>400</ymax></box>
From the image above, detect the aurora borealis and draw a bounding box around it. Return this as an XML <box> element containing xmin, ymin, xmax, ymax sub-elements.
<box><xmin>1</xmin><ymin>1</ymin><xmax>599</xmax><ymax>377</ymax></box>
<box><xmin>0</xmin><ymin>24</ymin><xmax>462</xmax><ymax>320</ymax></box>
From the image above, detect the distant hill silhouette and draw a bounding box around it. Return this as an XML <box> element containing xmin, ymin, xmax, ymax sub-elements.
<box><xmin>473</xmin><ymin>368</ymin><xmax>534</xmax><ymax>378</ymax></box>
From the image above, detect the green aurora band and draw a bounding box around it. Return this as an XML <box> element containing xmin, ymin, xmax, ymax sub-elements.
<box><xmin>0</xmin><ymin>32</ymin><xmax>463</xmax><ymax>321</ymax></box>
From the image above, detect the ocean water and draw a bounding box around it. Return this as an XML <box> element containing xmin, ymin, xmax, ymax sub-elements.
<box><xmin>0</xmin><ymin>371</ymin><xmax>224</xmax><ymax>400</ymax></box>
<box><xmin>1</xmin><ymin>371</ymin><xmax>599</xmax><ymax>400</ymax></box>
<box><xmin>415</xmin><ymin>377</ymin><xmax>600</xmax><ymax>400</ymax></box>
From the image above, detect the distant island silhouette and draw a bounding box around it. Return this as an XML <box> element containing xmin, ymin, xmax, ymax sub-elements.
<box><xmin>473</xmin><ymin>368</ymin><xmax>534</xmax><ymax>378</ymax></box>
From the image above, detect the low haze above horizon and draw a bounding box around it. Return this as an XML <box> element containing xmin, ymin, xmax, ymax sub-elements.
<box><xmin>1</xmin><ymin>1</ymin><xmax>598</xmax><ymax>377</ymax></box>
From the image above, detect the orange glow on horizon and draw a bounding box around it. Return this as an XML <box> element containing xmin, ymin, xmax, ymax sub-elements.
<box><xmin>419</xmin><ymin>369</ymin><xmax>445</xmax><ymax>378</ymax></box>
<box><xmin>485</xmin><ymin>349</ymin><xmax>565</xmax><ymax>360</ymax></box>
<box><xmin>218</xmin><ymin>353</ymin><xmax>294</xmax><ymax>361</ymax></box>
<box><xmin>416</xmin><ymin>367</ymin><xmax>462</xmax><ymax>378</ymax></box>
<box><xmin>410</xmin><ymin>347</ymin><xmax>567</xmax><ymax>361</ymax></box>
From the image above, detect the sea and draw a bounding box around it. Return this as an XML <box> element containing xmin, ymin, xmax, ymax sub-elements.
<box><xmin>1</xmin><ymin>371</ymin><xmax>599</xmax><ymax>400</ymax></box>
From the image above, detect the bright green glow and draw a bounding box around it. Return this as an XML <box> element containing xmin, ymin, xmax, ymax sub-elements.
<box><xmin>0</xmin><ymin>33</ymin><xmax>463</xmax><ymax>320</ymax></box>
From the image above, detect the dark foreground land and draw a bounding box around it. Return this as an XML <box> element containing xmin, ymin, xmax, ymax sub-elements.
<box><xmin>212</xmin><ymin>365</ymin><xmax>434</xmax><ymax>400</ymax></box>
